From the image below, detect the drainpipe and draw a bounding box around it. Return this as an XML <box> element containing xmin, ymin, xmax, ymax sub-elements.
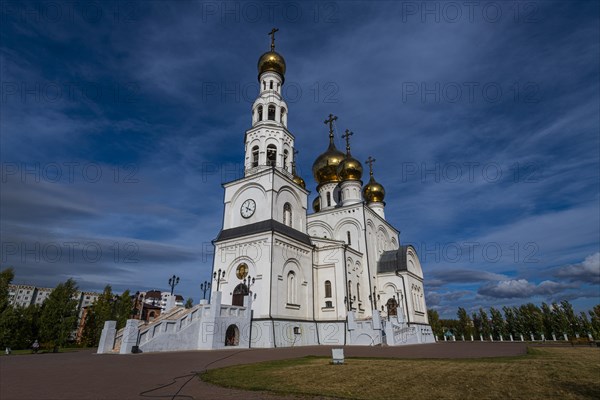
<box><xmin>343</xmin><ymin>244</ymin><xmax>348</xmax><ymax>345</ymax></box>
<box><xmin>361</xmin><ymin>204</ymin><xmax>375</xmax><ymax>312</ymax></box>
<box><xmin>269</xmin><ymin>182</ymin><xmax>276</xmax><ymax>348</ymax></box>
<box><xmin>311</xmin><ymin>245</ymin><xmax>320</xmax><ymax>344</ymax></box>
<box><xmin>396</xmin><ymin>271</ymin><xmax>411</xmax><ymax>325</ymax></box>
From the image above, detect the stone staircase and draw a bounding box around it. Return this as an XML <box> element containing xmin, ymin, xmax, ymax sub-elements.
<box><xmin>110</xmin><ymin>306</ymin><xmax>191</xmax><ymax>353</ymax></box>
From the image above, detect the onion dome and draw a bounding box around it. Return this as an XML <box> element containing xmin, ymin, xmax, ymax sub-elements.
<box><xmin>363</xmin><ymin>156</ymin><xmax>385</xmax><ymax>203</ymax></box>
<box><xmin>292</xmin><ymin>174</ymin><xmax>306</xmax><ymax>189</ymax></box>
<box><xmin>258</xmin><ymin>51</ymin><xmax>286</xmax><ymax>82</ymax></box>
<box><xmin>258</xmin><ymin>28</ymin><xmax>286</xmax><ymax>82</ymax></box>
<box><xmin>291</xmin><ymin>158</ymin><xmax>306</xmax><ymax>189</ymax></box>
<box><xmin>312</xmin><ymin>141</ymin><xmax>344</xmax><ymax>185</ymax></box>
<box><xmin>312</xmin><ymin>196</ymin><xmax>321</xmax><ymax>212</ymax></box>
<box><xmin>312</xmin><ymin>114</ymin><xmax>345</xmax><ymax>185</ymax></box>
<box><xmin>337</xmin><ymin>129</ymin><xmax>363</xmax><ymax>181</ymax></box>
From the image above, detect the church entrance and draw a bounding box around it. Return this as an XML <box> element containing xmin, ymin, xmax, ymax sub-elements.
<box><xmin>232</xmin><ymin>283</ymin><xmax>249</xmax><ymax>306</ymax></box>
<box><xmin>386</xmin><ymin>298</ymin><xmax>398</xmax><ymax>316</ymax></box>
<box><xmin>225</xmin><ymin>325</ymin><xmax>239</xmax><ymax>346</ymax></box>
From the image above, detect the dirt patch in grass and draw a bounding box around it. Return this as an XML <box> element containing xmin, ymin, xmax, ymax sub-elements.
<box><xmin>201</xmin><ymin>347</ymin><xmax>600</xmax><ymax>399</ymax></box>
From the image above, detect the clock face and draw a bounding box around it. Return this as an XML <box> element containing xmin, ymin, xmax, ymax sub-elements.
<box><xmin>240</xmin><ymin>199</ymin><xmax>256</xmax><ymax>218</ymax></box>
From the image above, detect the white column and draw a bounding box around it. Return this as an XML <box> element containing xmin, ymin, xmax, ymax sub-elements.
<box><xmin>368</xmin><ymin>202</ymin><xmax>385</xmax><ymax>219</ymax></box>
<box><xmin>340</xmin><ymin>180</ymin><xmax>362</xmax><ymax>206</ymax></box>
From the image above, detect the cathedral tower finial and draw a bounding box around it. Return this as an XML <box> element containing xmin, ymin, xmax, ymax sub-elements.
<box><xmin>324</xmin><ymin>114</ymin><xmax>338</xmax><ymax>143</ymax></box>
<box><xmin>313</xmin><ymin>114</ymin><xmax>344</xmax><ymax>185</ymax></box>
<box><xmin>342</xmin><ymin>129</ymin><xmax>354</xmax><ymax>155</ymax></box>
<box><xmin>268</xmin><ymin>28</ymin><xmax>279</xmax><ymax>51</ymax></box>
<box><xmin>365</xmin><ymin>156</ymin><xmax>376</xmax><ymax>177</ymax></box>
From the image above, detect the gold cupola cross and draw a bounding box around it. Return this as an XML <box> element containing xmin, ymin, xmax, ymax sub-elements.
<box><xmin>366</xmin><ymin>156</ymin><xmax>376</xmax><ymax>176</ymax></box>
<box><xmin>268</xmin><ymin>28</ymin><xmax>279</xmax><ymax>51</ymax></box>
<box><xmin>324</xmin><ymin>114</ymin><xmax>338</xmax><ymax>139</ymax></box>
<box><xmin>342</xmin><ymin>129</ymin><xmax>354</xmax><ymax>154</ymax></box>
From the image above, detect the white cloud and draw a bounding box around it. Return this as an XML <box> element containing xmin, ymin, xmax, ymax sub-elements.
<box><xmin>555</xmin><ymin>252</ymin><xmax>600</xmax><ymax>284</ymax></box>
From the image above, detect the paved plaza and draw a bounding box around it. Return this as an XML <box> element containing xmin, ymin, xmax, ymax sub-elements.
<box><xmin>1</xmin><ymin>342</ymin><xmax>527</xmax><ymax>400</ymax></box>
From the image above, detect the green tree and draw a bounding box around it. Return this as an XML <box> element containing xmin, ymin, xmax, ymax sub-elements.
<box><xmin>520</xmin><ymin>303</ymin><xmax>543</xmax><ymax>339</ymax></box>
<box><xmin>81</xmin><ymin>287</ymin><xmax>134</xmax><ymax>346</ymax></box>
<box><xmin>490</xmin><ymin>307</ymin><xmax>506</xmax><ymax>339</ymax></box>
<box><xmin>114</xmin><ymin>290</ymin><xmax>133</xmax><ymax>329</ymax></box>
<box><xmin>0</xmin><ymin>267</ymin><xmax>15</xmax><ymax>314</ymax></box>
<box><xmin>0</xmin><ymin>306</ymin><xmax>20</xmax><ymax>349</ymax></box>
<box><xmin>427</xmin><ymin>309</ymin><xmax>442</xmax><ymax>338</ymax></box>
<box><xmin>472</xmin><ymin>312</ymin><xmax>482</xmax><ymax>338</ymax></box>
<box><xmin>541</xmin><ymin>303</ymin><xmax>555</xmax><ymax>338</ymax></box>
<box><xmin>589</xmin><ymin>305</ymin><xmax>600</xmax><ymax>339</ymax></box>
<box><xmin>579</xmin><ymin>312</ymin><xmax>592</xmax><ymax>338</ymax></box>
<box><xmin>39</xmin><ymin>278</ymin><xmax>79</xmax><ymax>351</ymax></box>
<box><xmin>456</xmin><ymin>307</ymin><xmax>473</xmax><ymax>338</ymax></box>
<box><xmin>561</xmin><ymin>300</ymin><xmax>581</xmax><ymax>337</ymax></box>
<box><xmin>184</xmin><ymin>298</ymin><xmax>194</xmax><ymax>308</ymax></box>
<box><xmin>81</xmin><ymin>306</ymin><xmax>99</xmax><ymax>347</ymax></box>
<box><xmin>502</xmin><ymin>306</ymin><xmax>519</xmax><ymax>338</ymax></box>
<box><xmin>552</xmin><ymin>302</ymin><xmax>569</xmax><ymax>337</ymax></box>
<box><xmin>478</xmin><ymin>308</ymin><xmax>491</xmax><ymax>338</ymax></box>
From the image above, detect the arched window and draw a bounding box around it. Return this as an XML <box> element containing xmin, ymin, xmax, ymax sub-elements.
<box><xmin>232</xmin><ymin>284</ymin><xmax>248</xmax><ymax>307</ymax></box>
<box><xmin>283</xmin><ymin>149</ymin><xmax>289</xmax><ymax>169</ymax></box>
<box><xmin>266</xmin><ymin>144</ymin><xmax>277</xmax><ymax>167</ymax></box>
<box><xmin>324</xmin><ymin>280</ymin><xmax>332</xmax><ymax>298</ymax></box>
<box><xmin>283</xmin><ymin>203</ymin><xmax>292</xmax><ymax>227</ymax></box>
<box><xmin>357</xmin><ymin>283</ymin><xmax>361</xmax><ymax>301</ymax></box>
<box><xmin>269</xmin><ymin>80</ymin><xmax>273</xmax><ymax>89</ymax></box>
<box><xmin>326</xmin><ymin>192</ymin><xmax>331</xmax><ymax>207</ymax></box>
<box><xmin>287</xmin><ymin>271</ymin><xmax>296</xmax><ymax>304</ymax></box>
<box><xmin>257</xmin><ymin>105</ymin><xmax>263</xmax><ymax>121</ymax></box>
<box><xmin>347</xmin><ymin>231</ymin><xmax>351</xmax><ymax>246</ymax></box>
<box><xmin>251</xmin><ymin>146</ymin><xmax>259</xmax><ymax>167</ymax></box>
<box><xmin>386</xmin><ymin>298</ymin><xmax>398</xmax><ymax>316</ymax></box>
<box><xmin>263</xmin><ymin>81</ymin><xmax>266</xmax><ymax>90</ymax></box>
<box><xmin>268</xmin><ymin>105</ymin><xmax>276</xmax><ymax>121</ymax></box>
<box><xmin>280</xmin><ymin>107</ymin><xmax>286</xmax><ymax>123</ymax></box>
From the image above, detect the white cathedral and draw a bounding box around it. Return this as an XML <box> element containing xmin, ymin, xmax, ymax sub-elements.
<box><xmin>98</xmin><ymin>31</ymin><xmax>434</xmax><ymax>354</ymax></box>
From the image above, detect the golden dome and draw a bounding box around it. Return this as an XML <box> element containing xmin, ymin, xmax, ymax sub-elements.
<box><xmin>292</xmin><ymin>174</ymin><xmax>306</xmax><ymax>189</ymax></box>
<box><xmin>338</xmin><ymin>155</ymin><xmax>363</xmax><ymax>181</ymax></box>
<box><xmin>312</xmin><ymin>196</ymin><xmax>320</xmax><ymax>212</ymax></box>
<box><xmin>363</xmin><ymin>175</ymin><xmax>385</xmax><ymax>203</ymax></box>
<box><xmin>258</xmin><ymin>51</ymin><xmax>286</xmax><ymax>82</ymax></box>
<box><xmin>337</xmin><ymin>130</ymin><xmax>362</xmax><ymax>181</ymax></box>
<box><xmin>312</xmin><ymin>142</ymin><xmax>345</xmax><ymax>185</ymax></box>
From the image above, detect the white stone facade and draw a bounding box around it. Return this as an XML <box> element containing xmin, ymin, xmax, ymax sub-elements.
<box><xmin>98</xmin><ymin>35</ymin><xmax>434</xmax><ymax>354</ymax></box>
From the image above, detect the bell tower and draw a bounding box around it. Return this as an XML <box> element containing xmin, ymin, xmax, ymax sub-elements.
<box><xmin>244</xmin><ymin>28</ymin><xmax>294</xmax><ymax>177</ymax></box>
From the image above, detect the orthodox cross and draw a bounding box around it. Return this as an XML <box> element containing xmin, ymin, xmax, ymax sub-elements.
<box><xmin>324</xmin><ymin>114</ymin><xmax>338</xmax><ymax>138</ymax></box>
<box><xmin>268</xmin><ymin>28</ymin><xmax>279</xmax><ymax>51</ymax></box>
<box><xmin>342</xmin><ymin>129</ymin><xmax>354</xmax><ymax>154</ymax></box>
<box><xmin>365</xmin><ymin>156</ymin><xmax>376</xmax><ymax>176</ymax></box>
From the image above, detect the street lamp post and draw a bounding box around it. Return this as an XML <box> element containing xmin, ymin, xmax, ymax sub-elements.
<box><xmin>169</xmin><ymin>275</ymin><xmax>180</xmax><ymax>295</ymax></box>
<box><xmin>200</xmin><ymin>281</ymin><xmax>211</xmax><ymax>300</ymax></box>
<box><xmin>243</xmin><ymin>276</ymin><xmax>256</xmax><ymax>294</ymax></box>
<box><xmin>213</xmin><ymin>269</ymin><xmax>226</xmax><ymax>291</ymax></box>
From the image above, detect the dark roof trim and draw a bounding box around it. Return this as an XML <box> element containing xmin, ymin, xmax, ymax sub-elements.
<box><xmin>377</xmin><ymin>245</ymin><xmax>417</xmax><ymax>274</ymax></box>
<box><xmin>215</xmin><ymin>219</ymin><xmax>312</xmax><ymax>246</ymax></box>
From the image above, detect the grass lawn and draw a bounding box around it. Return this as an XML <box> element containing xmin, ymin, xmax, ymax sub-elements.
<box><xmin>1</xmin><ymin>347</ymin><xmax>91</xmax><ymax>356</ymax></box>
<box><xmin>201</xmin><ymin>347</ymin><xmax>600</xmax><ymax>399</ymax></box>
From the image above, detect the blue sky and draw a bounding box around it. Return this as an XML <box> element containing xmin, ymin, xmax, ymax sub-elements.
<box><xmin>1</xmin><ymin>0</ymin><xmax>598</xmax><ymax>318</ymax></box>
